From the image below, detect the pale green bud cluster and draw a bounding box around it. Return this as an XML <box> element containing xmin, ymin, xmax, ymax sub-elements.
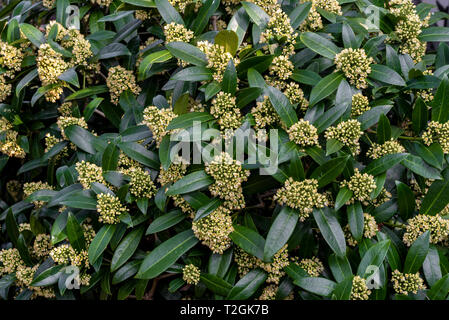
<box><xmin>261</xmin><ymin>8</ymin><xmax>297</xmax><ymax>56</ymax></box>
<box><xmin>90</xmin><ymin>0</ymin><xmax>113</xmax><ymax>6</ymax></box>
<box><xmin>0</xmin><ymin>76</ymin><xmax>12</xmax><ymax>103</ymax></box>
<box><xmin>45</xmin><ymin>133</ymin><xmax>68</xmax><ymax>160</ymax></box>
<box><xmin>49</xmin><ymin>244</ymin><xmax>75</xmax><ymax>264</ymax></box>
<box><xmin>0</xmin><ymin>41</ymin><xmax>24</xmax><ymax>76</ymax></box>
<box><xmin>164</xmin><ymin>22</ymin><xmax>194</xmax><ymax>43</ymax></box>
<box><xmin>75</xmin><ymin>161</ymin><xmax>106</xmax><ymax>189</ymax></box>
<box><xmin>96</xmin><ymin>193</ymin><xmax>128</xmax><ymax>224</ymax></box>
<box><xmin>403</xmin><ymin>214</ymin><xmax>449</xmax><ymax>246</ymax></box>
<box><xmin>33</xmin><ymin>234</ymin><xmax>53</xmax><ymax>258</ymax></box>
<box><xmin>300</xmin><ymin>0</ymin><xmax>342</xmax><ymax>31</ymax></box>
<box><xmin>61</xmin><ymin>29</ymin><xmax>93</xmax><ymax>67</ymax></box>
<box><xmin>43</xmin><ymin>0</ymin><xmax>56</xmax><ymax>8</ymax></box>
<box><xmin>269</xmin><ymin>55</ymin><xmax>294</xmax><ymax>81</ymax></box>
<box><xmin>198</xmin><ymin>41</ymin><xmax>239</xmax><ymax>82</ymax></box>
<box><xmin>118</xmin><ymin>152</ymin><xmax>141</xmax><ymax>169</ymax></box>
<box><xmin>36</xmin><ymin>44</ymin><xmax>67</xmax><ymax>102</ymax></box>
<box><xmin>325</xmin><ymin>119</ymin><xmax>363</xmax><ymax>155</ymax></box>
<box><xmin>340</xmin><ymin>169</ymin><xmax>376</xmax><ymax>204</ymax></box>
<box><xmin>234</xmin><ymin>247</ymin><xmax>260</xmax><ymax>277</ymax></box>
<box><xmin>274</xmin><ymin>178</ymin><xmax>327</xmax><ymax>221</ymax></box>
<box><xmin>205</xmin><ymin>152</ymin><xmax>250</xmax><ymax>210</ymax></box>
<box><xmin>182</xmin><ymin>264</ymin><xmax>201</xmax><ymax>285</ymax></box>
<box><xmin>251</xmin><ymin>96</ymin><xmax>281</xmax><ymax>130</ymax></box>
<box><xmin>169</xmin><ymin>0</ymin><xmax>199</xmax><ymax>12</ymax></box>
<box><xmin>192</xmin><ymin>206</ymin><xmax>234</xmax><ymax>254</ymax></box>
<box><xmin>422</xmin><ymin>121</ymin><xmax>449</xmax><ymax>153</ymax></box>
<box><xmin>210</xmin><ymin>91</ymin><xmax>243</xmax><ymax>131</ymax></box>
<box><xmin>350</xmin><ymin>275</ymin><xmax>371</xmax><ymax>300</ymax></box>
<box><xmin>344</xmin><ymin>213</ymin><xmax>378</xmax><ymax>246</ymax></box>
<box><xmin>125</xmin><ymin>166</ymin><xmax>157</xmax><ymax>199</ymax></box>
<box><xmin>391</xmin><ymin>270</ymin><xmax>426</xmax><ymax>295</ymax></box>
<box><xmin>58</xmin><ymin>102</ymin><xmax>73</xmax><ymax>117</ymax></box>
<box><xmin>57</xmin><ymin>116</ymin><xmax>88</xmax><ymax>140</ymax></box>
<box><xmin>19</xmin><ymin>223</ymin><xmax>31</xmax><ymax>232</ymax></box>
<box><xmin>106</xmin><ymin>65</ymin><xmax>141</xmax><ymax>105</ymax></box>
<box><xmin>366</xmin><ymin>139</ymin><xmax>405</xmax><ymax>159</ymax></box>
<box><xmin>135</xmin><ymin>10</ymin><xmax>151</xmax><ymax>21</ymax></box>
<box><xmin>142</xmin><ymin>106</ymin><xmax>177</xmax><ymax>147</ymax></box>
<box><xmin>258</xmin><ymin>285</ymin><xmax>278</xmax><ymax>300</ymax></box>
<box><xmin>416</xmin><ymin>70</ymin><xmax>435</xmax><ymax>103</ymax></box>
<box><xmin>288</xmin><ymin>119</ymin><xmax>319</xmax><ymax>148</ymax></box>
<box><xmin>284</xmin><ymin>83</ymin><xmax>309</xmax><ymax>111</ymax></box>
<box><xmin>0</xmin><ymin>128</ymin><xmax>26</xmax><ymax>158</ymax></box>
<box><xmin>0</xmin><ymin>248</ymin><xmax>24</xmax><ymax>276</ymax></box>
<box><xmin>297</xmin><ymin>257</ymin><xmax>324</xmax><ymax>277</ymax></box>
<box><xmin>16</xmin><ymin>265</ymin><xmax>38</xmax><ymax>288</ymax></box>
<box><xmin>351</xmin><ymin>93</ymin><xmax>371</xmax><ymax>117</ymax></box>
<box><xmin>334</xmin><ymin>48</ymin><xmax>374</xmax><ymax>89</ymax></box>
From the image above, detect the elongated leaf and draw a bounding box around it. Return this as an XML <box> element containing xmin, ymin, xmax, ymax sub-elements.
<box><xmin>230</xmin><ymin>225</ymin><xmax>265</xmax><ymax>261</ymax></box>
<box><xmin>66</xmin><ymin>212</ymin><xmax>86</xmax><ymax>252</ymax></box>
<box><xmin>166</xmin><ymin>42</ymin><xmax>207</xmax><ymax>66</ymax></box>
<box><xmin>313</xmin><ymin>207</ymin><xmax>346</xmax><ymax>257</ymax></box>
<box><xmin>300</xmin><ymin>32</ymin><xmax>341</xmax><ymax>59</ymax></box>
<box><xmin>88</xmin><ymin>224</ymin><xmax>117</xmax><ymax>265</ymax></box>
<box><xmin>310</xmin><ymin>155</ymin><xmax>349</xmax><ymax>188</ymax></box>
<box><xmin>362</xmin><ymin>153</ymin><xmax>408</xmax><ymax>176</ymax></box>
<box><xmin>404</xmin><ymin>231</ymin><xmax>430</xmax><ymax>274</ymax></box>
<box><xmin>309</xmin><ymin>72</ymin><xmax>344</xmax><ymax>106</ymax></box>
<box><xmin>111</xmin><ymin>227</ymin><xmax>144</xmax><ymax>272</ymax></box>
<box><xmin>357</xmin><ymin>240</ymin><xmax>391</xmax><ymax>278</ymax></box>
<box><xmin>420</xmin><ymin>168</ymin><xmax>449</xmax><ymax>215</ymax></box>
<box><xmin>166</xmin><ymin>170</ymin><xmax>213</xmax><ymax>195</ymax></box>
<box><xmin>369</xmin><ymin>65</ymin><xmax>406</xmax><ymax>86</ymax></box>
<box><xmin>264</xmin><ymin>207</ymin><xmax>298</xmax><ymax>261</ymax></box>
<box><xmin>226</xmin><ymin>269</ymin><xmax>267</xmax><ymax>300</ymax></box>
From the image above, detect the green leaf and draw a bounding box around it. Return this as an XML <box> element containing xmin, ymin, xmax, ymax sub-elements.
<box><xmin>165</xmin><ymin>170</ymin><xmax>213</xmax><ymax>195</ymax></box>
<box><xmin>19</xmin><ymin>23</ymin><xmax>45</xmax><ymax>47</ymax></box>
<box><xmin>312</xmin><ymin>207</ymin><xmax>346</xmax><ymax>257</ymax></box>
<box><xmin>329</xmin><ymin>254</ymin><xmax>353</xmax><ymax>283</ymax></box>
<box><xmin>347</xmin><ymin>202</ymin><xmax>364</xmax><ymax>241</ymax></box>
<box><xmin>369</xmin><ymin>65</ymin><xmax>406</xmax><ymax>86</ymax></box>
<box><xmin>335</xmin><ymin>187</ymin><xmax>353</xmax><ymax>211</ymax></box>
<box><xmin>208</xmin><ymin>249</ymin><xmax>233</xmax><ymax>278</ymax></box>
<box><xmin>98</xmin><ymin>43</ymin><xmax>131</xmax><ymax>60</ymax></box>
<box><xmin>230</xmin><ymin>225</ymin><xmax>265</xmax><ymax>261</ymax></box>
<box><xmin>136</xmin><ymin>229</ymin><xmax>199</xmax><ymax>279</ymax></box>
<box><xmin>310</xmin><ymin>155</ymin><xmax>349</xmax><ymax>188</ymax></box>
<box><xmin>155</xmin><ymin>0</ymin><xmax>183</xmax><ymax>24</ymax></box>
<box><xmin>357</xmin><ymin>240</ymin><xmax>391</xmax><ymax>278</ymax></box>
<box><xmin>309</xmin><ymin>72</ymin><xmax>344</xmax><ymax>106</ymax></box>
<box><xmin>59</xmin><ymin>191</ymin><xmax>97</xmax><ymax>210</ymax></box>
<box><xmin>200</xmin><ymin>274</ymin><xmax>233</xmax><ymax>296</ymax></box>
<box><xmin>111</xmin><ymin>226</ymin><xmax>144</xmax><ymax>272</ymax></box>
<box><xmin>84</xmin><ymin>98</ymin><xmax>104</xmax><ymax>122</ymax></box>
<box><xmin>6</xmin><ymin>209</ymin><xmax>19</xmax><ymax>247</ymax></box>
<box><xmin>404</xmin><ymin>231</ymin><xmax>430</xmax><ymax>274</ymax></box>
<box><xmin>428</xmin><ymin>274</ymin><xmax>449</xmax><ymax>300</ymax></box>
<box><xmin>294</xmin><ymin>277</ymin><xmax>337</xmax><ymax>297</ymax></box>
<box><xmin>289</xmin><ymin>1</ymin><xmax>312</xmax><ymax>30</ymax></box>
<box><xmin>419</xmin><ymin>27</ymin><xmax>449</xmax><ymax>42</ymax></box>
<box><xmin>118</xmin><ymin>141</ymin><xmax>160</xmax><ymax>169</ymax></box>
<box><xmin>357</xmin><ymin>105</ymin><xmax>392</xmax><ymax>130</ymax></box>
<box><xmin>226</xmin><ymin>269</ymin><xmax>267</xmax><ymax>300</ymax></box>
<box><xmin>138</xmin><ymin>50</ymin><xmax>173</xmax><ymax>81</ymax></box>
<box><xmin>65</xmin><ymin>85</ymin><xmax>109</xmax><ymax>101</ymax></box>
<box><xmin>290</xmin><ymin>69</ymin><xmax>321</xmax><ymax>86</ymax></box>
<box><xmin>102</xmin><ymin>141</ymin><xmax>119</xmax><ymax>172</ymax></box>
<box><xmin>16</xmin><ymin>69</ymin><xmax>38</xmax><ymax>97</ymax></box>
<box><xmin>170</xmin><ymin>66</ymin><xmax>213</xmax><ymax>82</ymax></box>
<box><xmin>396</xmin><ymin>181</ymin><xmax>415</xmax><ymax>220</ymax></box>
<box><xmin>431</xmin><ymin>75</ymin><xmax>449</xmax><ymax>123</ymax></box>
<box><xmin>412</xmin><ymin>97</ymin><xmax>428</xmax><ymax>133</ymax></box>
<box><xmin>332</xmin><ymin>276</ymin><xmax>354</xmax><ymax>300</ymax></box>
<box><xmin>236</xmin><ymin>87</ymin><xmax>263</xmax><ymax>108</ymax></box>
<box><xmin>377</xmin><ymin>114</ymin><xmax>391</xmax><ymax>144</ymax></box>
<box><xmin>64</xmin><ymin>125</ymin><xmax>97</xmax><ymax>154</ymax></box>
<box><xmin>166</xmin><ymin>42</ymin><xmax>207</xmax><ymax>66</ymax></box>
<box><xmin>420</xmin><ymin>168</ymin><xmax>449</xmax><ymax>215</ymax></box>
<box><xmin>300</xmin><ymin>32</ymin><xmax>341</xmax><ymax>59</ymax></box>
<box><xmin>264</xmin><ymin>207</ymin><xmax>298</xmax><ymax>261</ymax></box>
<box><xmin>423</xmin><ymin>246</ymin><xmax>442</xmax><ymax>287</ymax></box>
<box><xmin>222</xmin><ymin>60</ymin><xmax>237</xmax><ymax>94</ymax></box>
<box><xmin>194</xmin><ymin>198</ymin><xmax>222</xmax><ymax>222</ymax></box>
<box><xmin>88</xmin><ymin>224</ymin><xmax>117</xmax><ymax>265</ymax></box>
<box><xmin>267</xmin><ymin>86</ymin><xmax>298</xmax><ymax>128</ymax></box>
<box><xmin>166</xmin><ymin>112</ymin><xmax>214</xmax><ymax>130</ymax></box>
<box><xmin>192</xmin><ymin>0</ymin><xmax>220</xmax><ymax>35</ymax></box>
<box><xmin>66</xmin><ymin>212</ymin><xmax>86</xmax><ymax>252</ymax></box>
<box><xmin>30</xmin><ymin>265</ymin><xmax>64</xmax><ymax>287</ymax></box>
<box><xmin>215</xmin><ymin>30</ymin><xmax>239</xmax><ymax>56</ymax></box>
<box><xmin>401</xmin><ymin>154</ymin><xmax>442</xmax><ymax>180</ymax></box>
<box><xmin>241</xmin><ymin>1</ymin><xmax>269</xmax><ymax>28</ymax></box>
<box><xmin>362</xmin><ymin>153</ymin><xmax>408</xmax><ymax>176</ymax></box>
<box><xmin>314</xmin><ymin>102</ymin><xmax>350</xmax><ymax>134</ymax></box>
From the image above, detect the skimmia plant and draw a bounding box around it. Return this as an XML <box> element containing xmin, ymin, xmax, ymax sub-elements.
<box><xmin>1</xmin><ymin>0</ymin><xmax>449</xmax><ymax>301</ymax></box>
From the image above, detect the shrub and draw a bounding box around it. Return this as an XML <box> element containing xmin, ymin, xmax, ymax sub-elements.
<box><xmin>1</xmin><ymin>0</ymin><xmax>449</xmax><ymax>301</ymax></box>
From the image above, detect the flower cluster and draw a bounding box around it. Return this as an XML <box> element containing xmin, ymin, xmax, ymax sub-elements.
<box><xmin>125</xmin><ymin>166</ymin><xmax>157</xmax><ymax>199</ymax></box>
<box><xmin>182</xmin><ymin>264</ymin><xmax>201</xmax><ymax>285</ymax></box>
<box><xmin>274</xmin><ymin>178</ymin><xmax>327</xmax><ymax>221</ymax></box>
<box><xmin>334</xmin><ymin>48</ymin><xmax>374</xmax><ymax>89</ymax></box>
<box><xmin>23</xmin><ymin>181</ymin><xmax>54</xmax><ymax>208</ymax></box>
<box><xmin>258</xmin><ymin>285</ymin><xmax>278</xmax><ymax>300</ymax></box>
<box><xmin>340</xmin><ymin>169</ymin><xmax>377</xmax><ymax>204</ymax></box>
<box><xmin>198</xmin><ymin>41</ymin><xmax>239</xmax><ymax>82</ymax></box>
<box><xmin>350</xmin><ymin>276</ymin><xmax>371</xmax><ymax>300</ymax></box>
<box><xmin>36</xmin><ymin>44</ymin><xmax>68</xmax><ymax>102</ymax></box>
<box><xmin>351</xmin><ymin>94</ymin><xmax>371</xmax><ymax>117</ymax></box>
<box><xmin>164</xmin><ymin>22</ymin><xmax>194</xmax><ymax>43</ymax></box>
<box><xmin>210</xmin><ymin>92</ymin><xmax>243</xmax><ymax>131</ymax></box>
<box><xmin>344</xmin><ymin>213</ymin><xmax>378</xmax><ymax>246</ymax></box>
<box><xmin>403</xmin><ymin>214</ymin><xmax>449</xmax><ymax>246</ymax></box>
<box><xmin>284</xmin><ymin>83</ymin><xmax>309</xmax><ymax>111</ymax></box>
<box><xmin>422</xmin><ymin>121</ymin><xmax>449</xmax><ymax>153</ymax></box>
<box><xmin>142</xmin><ymin>106</ymin><xmax>177</xmax><ymax>147</ymax></box>
<box><xmin>297</xmin><ymin>257</ymin><xmax>324</xmax><ymax>277</ymax></box>
<box><xmin>251</xmin><ymin>96</ymin><xmax>281</xmax><ymax>130</ymax></box>
<box><xmin>192</xmin><ymin>206</ymin><xmax>234</xmax><ymax>254</ymax></box>
<box><xmin>288</xmin><ymin>119</ymin><xmax>319</xmax><ymax>148</ymax></box>
<box><xmin>366</xmin><ymin>139</ymin><xmax>405</xmax><ymax>159</ymax></box>
<box><xmin>0</xmin><ymin>124</ymin><xmax>26</xmax><ymax>159</ymax></box>
<box><xmin>33</xmin><ymin>234</ymin><xmax>53</xmax><ymax>258</ymax></box>
<box><xmin>325</xmin><ymin>119</ymin><xmax>363</xmax><ymax>155</ymax></box>
<box><xmin>205</xmin><ymin>152</ymin><xmax>250</xmax><ymax>210</ymax></box>
<box><xmin>96</xmin><ymin>193</ymin><xmax>128</xmax><ymax>224</ymax></box>
<box><xmin>75</xmin><ymin>161</ymin><xmax>106</xmax><ymax>189</ymax></box>
<box><xmin>106</xmin><ymin>65</ymin><xmax>141</xmax><ymax>105</ymax></box>
<box><xmin>300</xmin><ymin>0</ymin><xmax>342</xmax><ymax>31</ymax></box>
<box><xmin>56</xmin><ymin>116</ymin><xmax>88</xmax><ymax>140</ymax></box>
<box><xmin>391</xmin><ymin>270</ymin><xmax>426</xmax><ymax>295</ymax></box>
<box><xmin>0</xmin><ymin>248</ymin><xmax>23</xmax><ymax>276</ymax></box>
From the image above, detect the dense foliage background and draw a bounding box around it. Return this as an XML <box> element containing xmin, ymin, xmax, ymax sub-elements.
<box><xmin>1</xmin><ymin>0</ymin><xmax>449</xmax><ymax>300</ymax></box>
